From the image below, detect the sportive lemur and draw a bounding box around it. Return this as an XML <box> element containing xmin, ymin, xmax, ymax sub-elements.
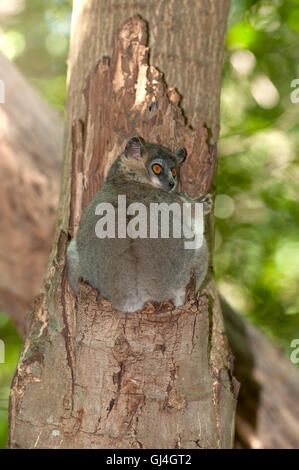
<box><xmin>67</xmin><ymin>137</ymin><xmax>212</xmax><ymax>312</ymax></box>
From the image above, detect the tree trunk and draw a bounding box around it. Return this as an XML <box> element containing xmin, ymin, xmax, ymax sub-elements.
<box><xmin>0</xmin><ymin>53</ymin><xmax>62</xmax><ymax>335</ymax></box>
<box><xmin>8</xmin><ymin>2</ymin><xmax>236</xmax><ymax>449</ymax></box>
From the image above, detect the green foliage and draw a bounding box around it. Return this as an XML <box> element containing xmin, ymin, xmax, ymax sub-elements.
<box><xmin>0</xmin><ymin>0</ymin><xmax>71</xmax><ymax>113</ymax></box>
<box><xmin>216</xmin><ymin>0</ymin><xmax>299</xmax><ymax>351</ymax></box>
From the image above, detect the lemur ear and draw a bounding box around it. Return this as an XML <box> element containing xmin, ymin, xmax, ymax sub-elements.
<box><xmin>125</xmin><ymin>136</ymin><xmax>145</xmax><ymax>159</ymax></box>
<box><xmin>175</xmin><ymin>147</ymin><xmax>186</xmax><ymax>164</ymax></box>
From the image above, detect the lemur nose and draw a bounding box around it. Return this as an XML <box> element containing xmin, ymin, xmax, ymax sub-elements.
<box><xmin>169</xmin><ymin>180</ymin><xmax>174</xmax><ymax>189</ymax></box>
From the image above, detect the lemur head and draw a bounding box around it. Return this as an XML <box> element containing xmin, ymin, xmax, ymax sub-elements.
<box><xmin>115</xmin><ymin>136</ymin><xmax>186</xmax><ymax>192</ymax></box>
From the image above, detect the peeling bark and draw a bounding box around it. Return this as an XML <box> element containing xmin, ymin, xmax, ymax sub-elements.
<box><xmin>8</xmin><ymin>8</ymin><xmax>236</xmax><ymax>449</ymax></box>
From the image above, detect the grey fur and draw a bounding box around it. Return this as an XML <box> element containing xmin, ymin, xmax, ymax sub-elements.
<box><xmin>67</xmin><ymin>139</ymin><xmax>212</xmax><ymax>312</ymax></box>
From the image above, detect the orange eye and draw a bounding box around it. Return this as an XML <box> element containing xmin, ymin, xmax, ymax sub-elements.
<box><xmin>171</xmin><ymin>168</ymin><xmax>177</xmax><ymax>177</ymax></box>
<box><xmin>152</xmin><ymin>164</ymin><xmax>162</xmax><ymax>175</ymax></box>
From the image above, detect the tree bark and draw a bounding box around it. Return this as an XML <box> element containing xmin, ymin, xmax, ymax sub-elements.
<box><xmin>8</xmin><ymin>3</ymin><xmax>236</xmax><ymax>449</ymax></box>
<box><xmin>67</xmin><ymin>0</ymin><xmax>229</xmax><ymax>140</ymax></box>
<box><xmin>0</xmin><ymin>53</ymin><xmax>62</xmax><ymax>335</ymax></box>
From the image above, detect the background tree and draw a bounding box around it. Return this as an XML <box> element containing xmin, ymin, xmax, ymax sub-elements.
<box><xmin>0</xmin><ymin>53</ymin><xmax>62</xmax><ymax>334</ymax></box>
<box><xmin>0</xmin><ymin>0</ymin><xmax>299</xmax><ymax>449</ymax></box>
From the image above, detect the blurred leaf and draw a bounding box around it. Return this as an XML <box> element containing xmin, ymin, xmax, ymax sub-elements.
<box><xmin>286</xmin><ymin>8</ymin><xmax>299</xmax><ymax>31</ymax></box>
<box><xmin>226</xmin><ymin>22</ymin><xmax>261</xmax><ymax>49</ymax></box>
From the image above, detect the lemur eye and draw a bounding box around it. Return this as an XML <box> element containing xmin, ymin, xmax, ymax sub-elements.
<box><xmin>171</xmin><ymin>168</ymin><xmax>177</xmax><ymax>177</ymax></box>
<box><xmin>152</xmin><ymin>164</ymin><xmax>162</xmax><ymax>175</ymax></box>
